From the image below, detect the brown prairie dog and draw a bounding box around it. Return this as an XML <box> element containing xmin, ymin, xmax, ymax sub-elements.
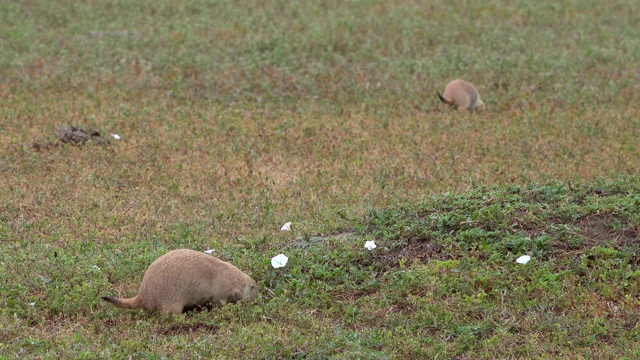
<box><xmin>101</xmin><ymin>249</ymin><xmax>258</xmax><ymax>314</ymax></box>
<box><xmin>438</xmin><ymin>79</ymin><xmax>485</xmax><ymax>111</ymax></box>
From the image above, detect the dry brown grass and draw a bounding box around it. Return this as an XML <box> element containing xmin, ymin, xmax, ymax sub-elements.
<box><xmin>4</xmin><ymin>85</ymin><xmax>640</xmax><ymax>247</ymax></box>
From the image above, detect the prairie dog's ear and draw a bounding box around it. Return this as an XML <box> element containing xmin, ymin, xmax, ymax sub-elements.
<box><xmin>246</xmin><ymin>283</ymin><xmax>257</xmax><ymax>294</ymax></box>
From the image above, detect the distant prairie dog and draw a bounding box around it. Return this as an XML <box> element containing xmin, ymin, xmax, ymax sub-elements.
<box><xmin>438</xmin><ymin>79</ymin><xmax>485</xmax><ymax>111</ymax></box>
<box><xmin>101</xmin><ymin>249</ymin><xmax>258</xmax><ymax>314</ymax></box>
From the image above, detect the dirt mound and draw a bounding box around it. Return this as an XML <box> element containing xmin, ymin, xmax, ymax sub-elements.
<box><xmin>31</xmin><ymin>125</ymin><xmax>110</xmax><ymax>151</ymax></box>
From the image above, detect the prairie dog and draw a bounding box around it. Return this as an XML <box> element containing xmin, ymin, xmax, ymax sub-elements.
<box><xmin>438</xmin><ymin>79</ymin><xmax>485</xmax><ymax>111</ymax></box>
<box><xmin>101</xmin><ymin>249</ymin><xmax>258</xmax><ymax>314</ymax></box>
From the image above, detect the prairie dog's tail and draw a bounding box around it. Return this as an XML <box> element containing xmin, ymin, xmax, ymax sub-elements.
<box><xmin>101</xmin><ymin>296</ymin><xmax>143</xmax><ymax>310</ymax></box>
<box><xmin>438</xmin><ymin>92</ymin><xmax>453</xmax><ymax>106</ymax></box>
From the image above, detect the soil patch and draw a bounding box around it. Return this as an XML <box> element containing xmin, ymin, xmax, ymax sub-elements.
<box><xmin>30</xmin><ymin>124</ymin><xmax>110</xmax><ymax>151</ymax></box>
<box><xmin>573</xmin><ymin>213</ymin><xmax>638</xmax><ymax>247</ymax></box>
<box><xmin>373</xmin><ymin>238</ymin><xmax>447</xmax><ymax>269</ymax></box>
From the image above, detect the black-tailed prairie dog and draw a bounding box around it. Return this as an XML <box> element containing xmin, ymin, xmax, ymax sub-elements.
<box><xmin>438</xmin><ymin>79</ymin><xmax>485</xmax><ymax>111</ymax></box>
<box><xmin>101</xmin><ymin>249</ymin><xmax>258</xmax><ymax>314</ymax></box>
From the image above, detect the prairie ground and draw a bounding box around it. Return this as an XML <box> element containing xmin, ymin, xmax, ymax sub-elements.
<box><xmin>1</xmin><ymin>0</ymin><xmax>640</xmax><ymax>358</ymax></box>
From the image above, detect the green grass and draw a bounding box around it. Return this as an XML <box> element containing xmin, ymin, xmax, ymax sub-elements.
<box><xmin>2</xmin><ymin>0</ymin><xmax>640</xmax><ymax>358</ymax></box>
<box><xmin>4</xmin><ymin>179</ymin><xmax>640</xmax><ymax>358</ymax></box>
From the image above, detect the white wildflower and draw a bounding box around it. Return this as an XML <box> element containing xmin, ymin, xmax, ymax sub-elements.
<box><xmin>280</xmin><ymin>222</ymin><xmax>292</xmax><ymax>231</ymax></box>
<box><xmin>271</xmin><ymin>254</ymin><xmax>289</xmax><ymax>268</ymax></box>
<box><xmin>364</xmin><ymin>241</ymin><xmax>377</xmax><ymax>251</ymax></box>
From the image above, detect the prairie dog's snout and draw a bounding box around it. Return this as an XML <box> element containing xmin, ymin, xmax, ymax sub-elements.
<box><xmin>101</xmin><ymin>249</ymin><xmax>258</xmax><ymax>314</ymax></box>
<box><xmin>438</xmin><ymin>79</ymin><xmax>485</xmax><ymax>111</ymax></box>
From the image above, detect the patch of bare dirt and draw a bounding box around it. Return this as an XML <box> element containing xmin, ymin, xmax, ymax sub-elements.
<box><xmin>370</xmin><ymin>213</ymin><xmax>638</xmax><ymax>270</ymax></box>
<box><xmin>373</xmin><ymin>238</ymin><xmax>447</xmax><ymax>269</ymax></box>
<box><xmin>573</xmin><ymin>214</ymin><xmax>638</xmax><ymax>247</ymax></box>
<box><xmin>30</xmin><ymin>124</ymin><xmax>110</xmax><ymax>151</ymax></box>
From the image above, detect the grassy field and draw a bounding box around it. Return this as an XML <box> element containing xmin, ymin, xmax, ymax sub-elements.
<box><xmin>2</xmin><ymin>0</ymin><xmax>640</xmax><ymax>358</ymax></box>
